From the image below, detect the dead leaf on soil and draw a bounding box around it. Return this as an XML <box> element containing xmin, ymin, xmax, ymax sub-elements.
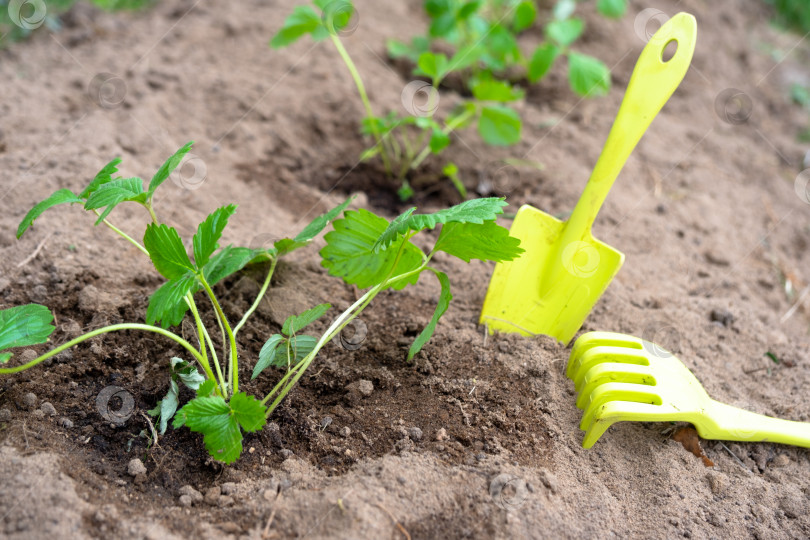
<box><xmin>672</xmin><ymin>426</ymin><xmax>714</xmax><ymax>467</ymax></box>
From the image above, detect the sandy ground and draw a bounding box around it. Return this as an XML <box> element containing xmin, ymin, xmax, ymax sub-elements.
<box><xmin>1</xmin><ymin>0</ymin><xmax>809</xmax><ymax>538</ymax></box>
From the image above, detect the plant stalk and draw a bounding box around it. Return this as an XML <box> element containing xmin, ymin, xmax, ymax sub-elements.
<box><xmin>329</xmin><ymin>34</ymin><xmax>393</xmax><ymax>175</ymax></box>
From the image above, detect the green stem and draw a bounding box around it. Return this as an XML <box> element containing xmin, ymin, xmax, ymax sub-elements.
<box><xmin>233</xmin><ymin>257</ymin><xmax>277</xmax><ymax>337</ymax></box>
<box><xmin>410</xmin><ymin>106</ymin><xmax>476</xmax><ymax>171</ymax></box>
<box><xmin>145</xmin><ymin>203</ymin><xmax>159</xmax><ymax>224</ymax></box>
<box><xmin>199</xmin><ymin>275</ymin><xmax>239</xmax><ymax>394</ymax></box>
<box><xmin>94</xmin><ymin>212</ymin><xmax>149</xmax><ymax>256</ymax></box>
<box><xmin>329</xmin><ymin>34</ymin><xmax>392</xmax><ymax>175</ymax></box>
<box><xmin>0</xmin><ymin>323</ymin><xmax>205</xmax><ymax>375</ymax></box>
<box><xmin>186</xmin><ymin>294</ymin><xmax>226</xmax><ymax>396</ymax></box>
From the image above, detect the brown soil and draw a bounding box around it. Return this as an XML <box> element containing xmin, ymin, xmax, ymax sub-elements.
<box><xmin>1</xmin><ymin>0</ymin><xmax>810</xmax><ymax>538</ymax></box>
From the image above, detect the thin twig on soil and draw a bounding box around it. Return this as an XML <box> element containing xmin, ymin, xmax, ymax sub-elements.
<box><xmin>16</xmin><ymin>232</ymin><xmax>53</xmax><ymax>268</ymax></box>
<box><xmin>375</xmin><ymin>503</ymin><xmax>411</xmax><ymax>540</ymax></box>
<box><xmin>718</xmin><ymin>441</ymin><xmax>751</xmax><ymax>473</ymax></box>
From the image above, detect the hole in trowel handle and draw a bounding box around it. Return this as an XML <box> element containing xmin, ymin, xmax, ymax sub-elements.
<box><xmin>661</xmin><ymin>39</ymin><xmax>678</xmax><ymax>62</ymax></box>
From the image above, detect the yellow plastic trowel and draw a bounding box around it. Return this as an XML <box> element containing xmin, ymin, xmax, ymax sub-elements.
<box><xmin>480</xmin><ymin>12</ymin><xmax>697</xmax><ymax>345</ymax></box>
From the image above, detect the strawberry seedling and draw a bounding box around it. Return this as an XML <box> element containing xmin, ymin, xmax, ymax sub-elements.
<box><xmin>271</xmin><ymin>0</ymin><xmax>528</xmax><ymax>199</ymax></box>
<box><xmin>1</xmin><ymin>145</ymin><xmax>523</xmax><ymax>464</ymax></box>
<box><xmin>1</xmin><ymin>142</ymin><xmax>350</xmax><ymax>463</ymax></box>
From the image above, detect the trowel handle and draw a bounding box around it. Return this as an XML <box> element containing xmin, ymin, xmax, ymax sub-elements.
<box><xmin>565</xmin><ymin>12</ymin><xmax>697</xmax><ymax>240</ymax></box>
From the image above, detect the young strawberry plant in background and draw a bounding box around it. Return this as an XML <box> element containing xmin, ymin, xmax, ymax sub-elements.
<box><xmin>271</xmin><ymin>0</ymin><xmax>531</xmax><ymax>200</ymax></box>
<box><xmin>0</xmin><ymin>145</ymin><xmax>524</xmax><ymax>464</ymax></box>
<box><xmin>389</xmin><ymin>0</ymin><xmax>624</xmax><ymax>97</ymax></box>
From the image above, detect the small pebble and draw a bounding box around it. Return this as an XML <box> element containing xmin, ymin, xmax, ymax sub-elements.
<box><xmin>772</xmin><ymin>454</ymin><xmax>790</xmax><ymax>467</ymax></box>
<box><xmin>710</xmin><ymin>309</ymin><xmax>734</xmax><ymax>327</ymax></box>
<box><xmin>22</xmin><ymin>392</ymin><xmax>37</xmax><ymax>411</ymax></box>
<box><xmin>178</xmin><ymin>495</ymin><xmax>193</xmax><ymax>507</ymax></box>
<box><xmin>340</xmin><ymin>426</ymin><xmax>351</xmax><ymax>438</ymax></box>
<box><xmin>40</xmin><ymin>402</ymin><xmax>56</xmax><ymax>417</ymax></box>
<box><xmin>220</xmin><ymin>482</ymin><xmax>237</xmax><ymax>496</ymax></box>
<box><xmin>57</xmin><ymin>417</ymin><xmax>74</xmax><ymax>428</ymax></box>
<box><xmin>178</xmin><ymin>485</ymin><xmax>203</xmax><ymax>503</ymax></box>
<box><xmin>204</xmin><ymin>486</ymin><xmax>221</xmax><ymax>505</ymax></box>
<box><xmin>31</xmin><ymin>409</ymin><xmax>45</xmax><ymax>420</ymax></box>
<box><xmin>127</xmin><ymin>458</ymin><xmax>147</xmax><ymax>477</ymax></box>
<box><xmin>408</xmin><ymin>427</ymin><xmax>423</xmax><ymax>441</ymax></box>
<box><xmin>347</xmin><ymin>379</ymin><xmax>374</xmax><ymax>397</ymax></box>
<box><xmin>0</xmin><ymin>408</ymin><xmax>11</xmax><ymax>422</ymax></box>
<box><xmin>321</xmin><ymin>416</ymin><xmax>332</xmax><ymax>430</ymax></box>
<box><xmin>435</xmin><ymin>428</ymin><xmax>449</xmax><ymax>441</ymax></box>
<box><xmin>279</xmin><ymin>449</ymin><xmax>294</xmax><ymax>459</ymax></box>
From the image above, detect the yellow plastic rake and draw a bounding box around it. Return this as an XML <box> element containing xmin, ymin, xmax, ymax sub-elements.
<box><xmin>481</xmin><ymin>13</ymin><xmax>697</xmax><ymax>344</ymax></box>
<box><xmin>568</xmin><ymin>332</ymin><xmax>810</xmax><ymax>449</ymax></box>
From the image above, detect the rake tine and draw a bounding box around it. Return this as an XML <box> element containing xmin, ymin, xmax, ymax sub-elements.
<box><xmin>575</xmin><ymin>363</ymin><xmax>657</xmax><ymax>409</ymax></box>
<box><xmin>582</xmin><ymin>401</ymin><xmax>670</xmax><ymax>448</ymax></box>
<box><xmin>571</xmin><ymin>347</ymin><xmax>650</xmax><ymax>390</ymax></box>
<box><xmin>567</xmin><ymin>331</ymin><xmax>645</xmax><ymax>377</ymax></box>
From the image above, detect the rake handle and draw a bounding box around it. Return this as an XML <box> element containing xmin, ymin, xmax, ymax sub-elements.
<box><xmin>562</xmin><ymin>12</ymin><xmax>697</xmax><ymax>243</ymax></box>
<box><xmin>702</xmin><ymin>400</ymin><xmax>810</xmax><ymax>448</ymax></box>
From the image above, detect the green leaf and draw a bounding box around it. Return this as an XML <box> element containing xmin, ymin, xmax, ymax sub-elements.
<box><xmin>172</xmin><ymin>356</ymin><xmax>206</xmax><ymax>390</ymax></box>
<box><xmin>568</xmin><ymin>52</ymin><xmax>611</xmax><ymax>97</ymax></box>
<box><xmin>484</xmin><ymin>24</ymin><xmax>520</xmax><ymax>63</ymax></box>
<box><xmin>374</xmin><ymin>198</ymin><xmax>508</xmax><ymax>252</ymax></box>
<box><xmin>597</xmin><ymin>0</ymin><xmax>626</xmax><ymax>18</ymax></box>
<box><xmin>429</xmin><ymin>130</ymin><xmax>450</xmax><ymax>154</ymax></box>
<box><xmin>252</xmin><ymin>334</ymin><xmax>284</xmax><ymax>379</ymax></box>
<box><xmin>80</xmin><ymin>157</ymin><xmax>122</xmax><ymax>199</ymax></box>
<box><xmin>145</xmin><ymin>273</ymin><xmax>196</xmax><ymax>328</ymax></box>
<box><xmin>457</xmin><ymin>0</ymin><xmax>482</xmax><ymax>19</ymax></box>
<box><xmin>429</xmin><ymin>12</ymin><xmax>456</xmax><ymax>38</ymax></box>
<box><xmin>425</xmin><ymin>0</ymin><xmax>452</xmax><ymax>17</ymax></box>
<box><xmin>408</xmin><ymin>271</ymin><xmax>451</xmax><ymax>360</ymax></box>
<box><xmin>253</xmin><ymin>334</ymin><xmax>318</xmax><ymax>379</ymax></box>
<box><xmin>197</xmin><ymin>379</ymin><xmax>216</xmax><ymax>398</ymax></box>
<box><xmin>193</xmin><ymin>204</ymin><xmax>237</xmax><ymax>268</ymax></box>
<box><xmin>321</xmin><ymin>209</ymin><xmax>424</xmax><ymax>290</ymax></box>
<box><xmin>471</xmin><ymin>78</ymin><xmax>524</xmax><ymax>102</ymax></box>
<box><xmin>203</xmin><ymin>246</ymin><xmax>255</xmax><ymax>286</ymax></box>
<box><xmin>513</xmin><ymin>1</ymin><xmax>537</xmax><ymax>32</ymax></box>
<box><xmin>270</xmin><ymin>5</ymin><xmax>325</xmax><ymax>48</ymax></box>
<box><xmin>84</xmin><ymin>177</ymin><xmax>145</xmax><ymax>224</ymax></box>
<box><xmin>293</xmin><ymin>197</ymin><xmax>354</xmax><ymax>243</ymax></box>
<box><xmin>173</xmin><ymin>392</ymin><xmax>265</xmax><ymax>464</ymax></box>
<box><xmin>318</xmin><ymin>0</ymin><xmax>354</xmax><ymax>35</ymax></box>
<box><xmin>229</xmin><ymin>392</ymin><xmax>267</xmax><ymax>432</ymax></box>
<box><xmin>0</xmin><ymin>305</ymin><xmax>55</xmax><ymax>363</ymax></box>
<box><xmin>147</xmin><ymin>142</ymin><xmax>193</xmax><ymax>198</ymax></box>
<box><xmin>283</xmin><ymin>304</ymin><xmax>331</xmax><ymax>336</ymax></box>
<box><xmin>546</xmin><ymin>17</ymin><xmax>583</xmax><ymax>46</ymax></box>
<box><xmin>417</xmin><ymin>52</ymin><xmax>449</xmax><ymax>84</ymax></box>
<box><xmin>478</xmin><ymin>105</ymin><xmax>521</xmax><ymax>146</ymax></box>
<box><xmin>528</xmin><ymin>43</ymin><xmax>559</xmax><ymax>82</ymax></box>
<box><xmin>17</xmin><ymin>189</ymin><xmax>84</xmax><ymax>239</ymax></box>
<box><xmin>144</xmin><ymin>223</ymin><xmax>195</xmax><ymax>280</ymax></box>
<box><xmin>434</xmin><ymin>220</ymin><xmax>524</xmax><ymax>262</ymax></box>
